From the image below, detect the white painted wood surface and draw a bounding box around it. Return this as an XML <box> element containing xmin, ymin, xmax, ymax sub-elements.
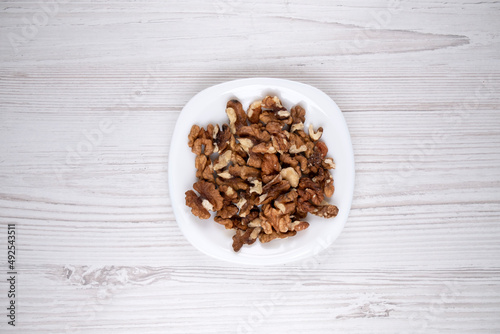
<box><xmin>1</xmin><ymin>1</ymin><xmax>499</xmax><ymax>333</ymax></box>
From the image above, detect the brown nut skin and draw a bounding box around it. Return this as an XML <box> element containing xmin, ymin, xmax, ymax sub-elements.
<box><xmin>201</xmin><ymin>164</ymin><xmax>215</xmax><ymax>183</ymax></box>
<box><xmin>275</xmin><ymin>190</ymin><xmax>298</xmax><ymax>207</ymax></box>
<box><xmin>237</xmin><ymin>125</ymin><xmax>271</xmax><ymax>143</ymax></box>
<box><xmin>228</xmin><ymin>165</ymin><xmax>261</xmax><ymax>180</ymax></box>
<box><xmin>259</xmin><ymin>230</ymin><xmax>297</xmax><ymax>243</ymax></box>
<box><xmin>277</xmin><ymin>214</ymin><xmax>292</xmax><ymax>233</ymax></box>
<box><xmin>185</xmin><ymin>190</ymin><xmax>211</xmax><ymax>219</ymax></box>
<box><xmin>232</xmin><ymin>228</ymin><xmax>258</xmax><ymax>252</ymax></box>
<box><xmin>189</xmin><ymin>125</ymin><xmax>216</xmax><ymax>155</ymax></box>
<box><xmin>266</xmin><ymin>122</ymin><xmax>284</xmax><ymax>135</ymax></box>
<box><xmin>247</xmin><ymin>152</ymin><xmax>263</xmax><ymax>169</ymax></box>
<box><xmin>262</xmin><ymin>96</ymin><xmax>284</xmax><ymax>110</ymax></box>
<box><xmin>214</xmin><ymin>216</ymin><xmax>239</xmax><ymax>229</ymax></box>
<box><xmin>192</xmin><ymin>138</ymin><xmax>214</xmax><ymax>156</ymax></box>
<box><xmin>323</xmin><ymin>171</ymin><xmax>335</xmax><ymax>198</ymax></box>
<box><xmin>312</xmin><ymin>204</ymin><xmax>339</xmax><ymax>218</ymax></box>
<box><xmin>218</xmin><ymin>184</ymin><xmax>239</xmax><ymax>203</ymax></box>
<box><xmin>188</xmin><ymin>125</ymin><xmax>201</xmax><ymax>148</ymax></box>
<box><xmin>260</xmin><ymin>176</ymin><xmax>291</xmax><ymax>205</ymax></box>
<box><xmin>280</xmin><ymin>153</ymin><xmax>298</xmax><ymax>167</ymax></box>
<box><xmin>195</xmin><ymin>155</ymin><xmax>208</xmax><ymax>179</ymax></box>
<box><xmin>247</xmin><ymin>100</ymin><xmax>262</xmax><ymax>124</ymax></box>
<box><xmin>295</xmin><ymin>155</ymin><xmax>309</xmax><ymax>173</ymax></box>
<box><xmin>251</xmin><ymin>142</ymin><xmax>276</xmax><ymax>154</ymax></box>
<box><xmin>217</xmin><ymin>204</ymin><xmax>239</xmax><ymax>219</ymax></box>
<box><xmin>215</xmin><ymin>124</ymin><xmax>232</xmax><ymax>153</ymax></box>
<box><xmin>215</xmin><ymin>176</ymin><xmax>249</xmax><ymax>191</ymax></box>
<box><xmin>238</xmin><ymin>193</ymin><xmax>259</xmax><ymax>218</ymax></box>
<box><xmin>291</xmin><ymin>221</ymin><xmax>309</xmax><ymax>232</ymax></box>
<box><xmin>195</xmin><ymin>155</ymin><xmax>215</xmax><ymax>183</ymax></box>
<box><xmin>291</xmin><ymin>105</ymin><xmax>306</xmax><ymax>124</ymax></box>
<box><xmin>271</xmin><ymin>133</ymin><xmax>290</xmax><ymax>154</ymax></box>
<box><xmin>193</xmin><ymin>180</ymin><xmax>224</xmax><ymax>211</ymax></box>
<box><xmin>226</xmin><ymin>100</ymin><xmax>247</xmax><ymax>133</ymax></box>
<box><xmin>261</xmin><ymin>203</ymin><xmax>282</xmax><ymax>233</ymax></box>
<box><xmin>261</xmin><ymin>154</ymin><xmax>281</xmax><ymax>176</ymax></box>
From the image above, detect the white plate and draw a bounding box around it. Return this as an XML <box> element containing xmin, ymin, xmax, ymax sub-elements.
<box><xmin>168</xmin><ymin>78</ymin><xmax>354</xmax><ymax>265</ymax></box>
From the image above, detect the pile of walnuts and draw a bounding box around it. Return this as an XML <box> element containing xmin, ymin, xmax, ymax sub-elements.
<box><xmin>185</xmin><ymin>95</ymin><xmax>338</xmax><ymax>252</ymax></box>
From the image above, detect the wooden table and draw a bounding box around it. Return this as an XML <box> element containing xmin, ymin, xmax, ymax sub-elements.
<box><xmin>1</xmin><ymin>1</ymin><xmax>499</xmax><ymax>333</ymax></box>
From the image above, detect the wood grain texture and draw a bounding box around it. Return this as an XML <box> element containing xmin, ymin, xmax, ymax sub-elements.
<box><xmin>0</xmin><ymin>0</ymin><xmax>499</xmax><ymax>333</ymax></box>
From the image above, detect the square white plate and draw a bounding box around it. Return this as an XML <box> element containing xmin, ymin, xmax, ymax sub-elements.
<box><xmin>168</xmin><ymin>78</ymin><xmax>354</xmax><ymax>265</ymax></box>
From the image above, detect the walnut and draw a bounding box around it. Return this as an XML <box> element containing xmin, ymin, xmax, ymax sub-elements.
<box><xmin>312</xmin><ymin>204</ymin><xmax>339</xmax><ymax>218</ymax></box>
<box><xmin>271</xmin><ymin>133</ymin><xmax>290</xmax><ymax>154</ymax></box>
<box><xmin>215</xmin><ymin>124</ymin><xmax>232</xmax><ymax>153</ymax></box>
<box><xmin>260</xmin><ymin>175</ymin><xmax>290</xmax><ymax>205</ymax></box>
<box><xmin>308</xmin><ymin>124</ymin><xmax>323</xmax><ymax>141</ymax></box>
<box><xmin>188</xmin><ymin>125</ymin><xmax>201</xmax><ymax>148</ymax></box>
<box><xmin>289</xmin><ymin>133</ymin><xmax>307</xmax><ymax>154</ymax></box>
<box><xmin>266</xmin><ymin>121</ymin><xmax>283</xmax><ymax>134</ymax></box>
<box><xmin>238</xmin><ymin>138</ymin><xmax>254</xmax><ymax>153</ymax></box>
<box><xmin>241</xmin><ymin>209</ymin><xmax>259</xmax><ymax>225</ymax></box>
<box><xmin>213</xmin><ymin>150</ymin><xmax>232</xmax><ymax>170</ymax></box>
<box><xmin>290</xmin><ymin>221</ymin><xmax>309</xmax><ymax>232</ymax></box>
<box><xmin>188</xmin><ymin>125</ymin><xmax>216</xmax><ymax>156</ymax></box>
<box><xmin>193</xmin><ymin>180</ymin><xmax>224</xmax><ymax>211</ymax></box>
<box><xmin>185</xmin><ymin>190</ymin><xmax>210</xmax><ymax>219</ymax></box>
<box><xmin>250</xmin><ymin>227</ymin><xmax>262</xmax><ymax>240</ymax></box>
<box><xmin>323</xmin><ymin>157</ymin><xmax>336</xmax><ymax>170</ymax></box>
<box><xmin>219</xmin><ymin>184</ymin><xmax>238</xmax><ymax>203</ymax></box>
<box><xmin>192</xmin><ymin>138</ymin><xmax>214</xmax><ymax>156</ymax></box>
<box><xmin>226</xmin><ymin>100</ymin><xmax>247</xmax><ymax>134</ymax></box>
<box><xmin>231</xmin><ymin>150</ymin><xmax>247</xmax><ymax>166</ymax></box>
<box><xmin>259</xmin><ymin>230</ymin><xmax>297</xmax><ymax>243</ymax></box>
<box><xmin>262</xmin><ymin>96</ymin><xmax>285</xmax><ymax>111</ymax></box>
<box><xmin>261</xmin><ymin>203</ymin><xmax>282</xmax><ymax>233</ymax></box>
<box><xmin>261</xmin><ymin>153</ymin><xmax>281</xmax><ymax>175</ymax></box>
<box><xmin>214</xmin><ymin>215</ymin><xmax>235</xmax><ymax>228</ymax></box>
<box><xmin>247</xmin><ymin>217</ymin><xmax>262</xmax><ymax>228</ymax></box>
<box><xmin>247</xmin><ymin>100</ymin><xmax>262</xmax><ymax>124</ymax></box>
<box><xmin>323</xmin><ymin>171</ymin><xmax>335</xmax><ymax>197</ymax></box>
<box><xmin>229</xmin><ymin>165</ymin><xmax>260</xmax><ymax>180</ymax></box>
<box><xmin>237</xmin><ymin>125</ymin><xmax>271</xmax><ymax>143</ymax></box>
<box><xmin>232</xmin><ymin>228</ymin><xmax>258</xmax><ymax>252</ymax></box>
<box><xmin>260</xmin><ymin>218</ymin><xmax>273</xmax><ymax>234</ymax></box>
<box><xmin>217</xmin><ymin>170</ymin><xmax>232</xmax><ymax>179</ymax></box>
<box><xmin>280</xmin><ymin>167</ymin><xmax>300</xmax><ymax>188</ymax></box>
<box><xmin>251</xmin><ymin>142</ymin><xmax>277</xmax><ymax>154</ymax></box>
<box><xmin>290</xmin><ymin>122</ymin><xmax>304</xmax><ymax>133</ymax></box>
<box><xmin>291</xmin><ymin>105</ymin><xmax>305</xmax><ymax>124</ymax></box>
<box><xmin>249</xmin><ymin>179</ymin><xmax>263</xmax><ymax>195</ymax></box>
<box><xmin>295</xmin><ymin>155</ymin><xmax>309</xmax><ymax>173</ymax></box>
<box><xmin>195</xmin><ymin>155</ymin><xmax>208</xmax><ymax>179</ymax></box>
<box><xmin>238</xmin><ymin>193</ymin><xmax>258</xmax><ymax>218</ymax></box>
<box><xmin>185</xmin><ymin>95</ymin><xmax>339</xmax><ymax>252</ymax></box>
<box><xmin>217</xmin><ymin>204</ymin><xmax>239</xmax><ymax>219</ymax></box>
<box><xmin>194</xmin><ymin>155</ymin><xmax>214</xmax><ymax>182</ymax></box>
<box><xmin>215</xmin><ymin>176</ymin><xmax>249</xmax><ymax>191</ymax></box>
<box><xmin>278</xmin><ymin>153</ymin><xmax>297</xmax><ymax>167</ymax></box>
<box><xmin>275</xmin><ymin>190</ymin><xmax>298</xmax><ymax>215</ymax></box>
<box><xmin>247</xmin><ymin>152</ymin><xmax>263</xmax><ymax>169</ymax></box>
<box><xmin>289</xmin><ymin>144</ymin><xmax>307</xmax><ymax>154</ymax></box>
<box><xmin>229</xmin><ymin>137</ymin><xmax>248</xmax><ymax>161</ymax></box>
<box><xmin>307</xmin><ymin>142</ymin><xmax>329</xmax><ymax>173</ymax></box>
<box><xmin>277</xmin><ymin>109</ymin><xmax>291</xmax><ymax>118</ymax></box>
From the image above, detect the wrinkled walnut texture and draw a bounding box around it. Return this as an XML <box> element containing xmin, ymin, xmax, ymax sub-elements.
<box><xmin>184</xmin><ymin>96</ymin><xmax>338</xmax><ymax>252</ymax></box>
